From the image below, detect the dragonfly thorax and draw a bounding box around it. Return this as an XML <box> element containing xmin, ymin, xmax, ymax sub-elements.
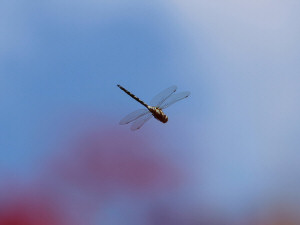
<box><xmin>148</xmin><ymin>106</ymin><xmax>168</xmax><ymax>123</ymax></box>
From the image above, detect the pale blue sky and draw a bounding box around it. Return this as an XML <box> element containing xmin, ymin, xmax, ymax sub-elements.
<box><xmin>1</xmin><ymin>1</ymin><xmax>300</xmax><ymax>224</ymax></box>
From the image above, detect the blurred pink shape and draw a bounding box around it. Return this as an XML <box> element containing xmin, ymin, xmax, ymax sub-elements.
<box><xmin>146</xmin><ymin>204</ymin><xmax>231</xmax><ymax>225</ymax></box>
<box><xmin>52</xmin><ymin>128</ymin><xmax>182</xmax><ymax>195</ymax></box>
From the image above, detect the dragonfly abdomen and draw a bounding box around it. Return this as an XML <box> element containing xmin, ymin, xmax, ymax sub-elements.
<box><xmin>117</xmin><ymin>84</ymin><xmax>148</xmax><ymax>108</ymax></box>
<box><xmin>148</xmin><ymin>106</ymin><xmax>168</xmax><ymax>123</ymax></box>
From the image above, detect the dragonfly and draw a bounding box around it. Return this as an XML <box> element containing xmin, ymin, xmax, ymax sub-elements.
<box><xmin>117</xmin><ymin>84</ymin><xmax>190</xmax><ymax>131</ymax></box>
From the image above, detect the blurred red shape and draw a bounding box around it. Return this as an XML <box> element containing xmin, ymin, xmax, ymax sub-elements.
<box><xmin>249</xmin><ymin>208</ymin><xmax>300</xmax><ymax>225</ymax></box>
<box><xmin>0</xmin><ymin>189</ymin><xmax>71</xmax><ymax>225</ymax></box>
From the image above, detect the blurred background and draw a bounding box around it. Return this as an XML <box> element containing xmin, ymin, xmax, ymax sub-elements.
<box><xmin>1</xmin><ymin>1</ymin><xmax>300</xmax><ymax>224</ymax></box>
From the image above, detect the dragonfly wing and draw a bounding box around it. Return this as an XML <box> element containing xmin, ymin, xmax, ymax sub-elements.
<box><xmin>119</xmin><ymin>109</ymin><xmax>150</xmax><ymax>125</ymax></box>
<box><xmin>130</xmin><ymin>113</ymin><xmax>153</xmax><ymax>131</ymax></box>
<box><xmin>160</xmin><ymin>91</ymin><xmax>190</xmax><ymax>109</ymax></box>
<box><xmin>150</xmin><ymin>85</ymin><xmax>177</xmax><ymax>107</ymax></box>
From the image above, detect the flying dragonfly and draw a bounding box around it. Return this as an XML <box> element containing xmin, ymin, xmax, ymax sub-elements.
<box><xmin>117</xmin><ymin>84</ymin><xmax>190</xmax><ymax>131</ymax></box>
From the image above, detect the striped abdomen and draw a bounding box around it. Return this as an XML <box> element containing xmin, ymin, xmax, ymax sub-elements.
<box><xmin>117</xmin><ymin>84</ymin><xmax>148</xmax><ymax>108</ymax></box>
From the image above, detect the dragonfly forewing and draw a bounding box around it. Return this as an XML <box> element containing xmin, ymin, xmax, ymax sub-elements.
<box><xmin>150</xmin><ymin>85</ymin><xmax>177</xmax><ymax>107</ymax></box>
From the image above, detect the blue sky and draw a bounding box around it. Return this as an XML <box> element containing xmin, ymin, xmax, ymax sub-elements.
<box><xmin>1</xmin><ymin>1</ymin><xmax>300</xmax><ymax>224</ymax></box>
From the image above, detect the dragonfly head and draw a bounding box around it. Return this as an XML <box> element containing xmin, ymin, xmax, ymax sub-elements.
<box><xmin>162</xmin><ymin>114</ymin><xmax>168</xmax><ymax>123</ymax></box>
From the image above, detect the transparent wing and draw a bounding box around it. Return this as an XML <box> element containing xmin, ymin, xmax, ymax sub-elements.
<box><xmin>150</xmin><ymin>85</ymin><xmax>177</xmax><ymax>107</ymax></box>
<box><xmin>160</xmin><ymin>91</ymin><xmax>190</xmax><ymax>109</ymax></box>
<box><xmin>130</xmin><ymin>113</ymin><xmax>153</xmax><ymax>131</ymax></box>
<box><xmin>119</xmin><ymin>109</ymin><xmax>150</xmax><ymax>125</ymax></box>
